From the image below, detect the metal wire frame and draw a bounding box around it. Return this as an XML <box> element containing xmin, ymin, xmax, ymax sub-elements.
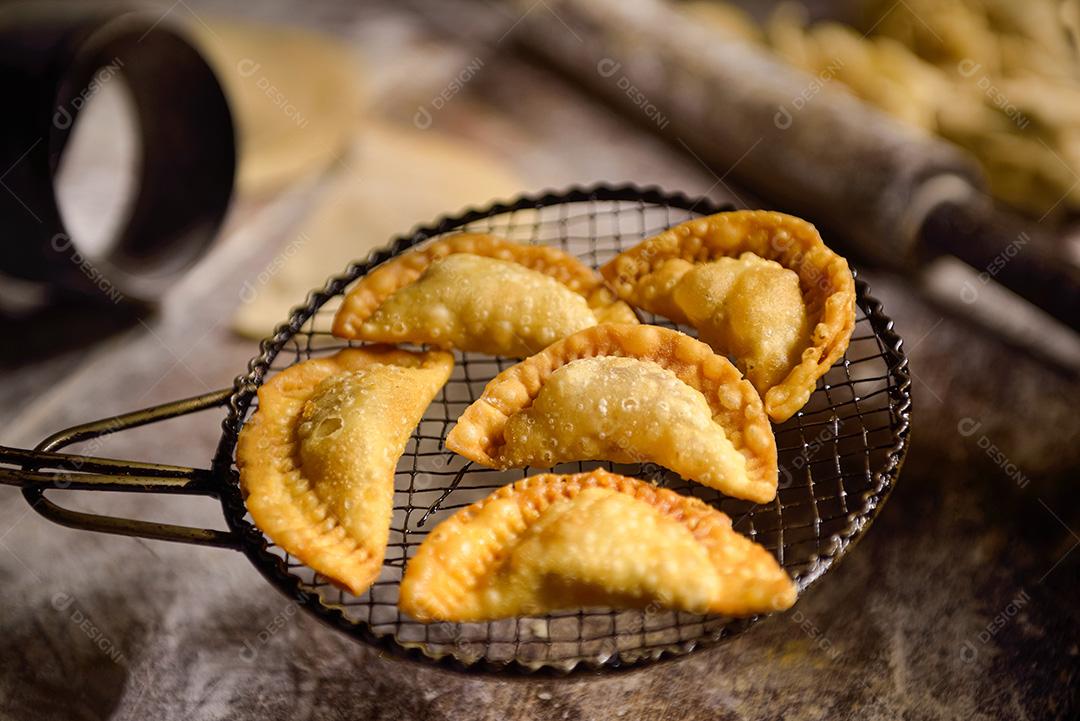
<box><xmin>212</xmin><ymin>184</ymin><xmax>912</xmax><ymax>674</ymax></box>
<box><xmin>4</xmin><ymin>389</ymin><xmax>240</xmax><ymax>547</ymax></box>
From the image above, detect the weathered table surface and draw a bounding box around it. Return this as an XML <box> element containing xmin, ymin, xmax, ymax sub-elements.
<box><xmin>2</xmin><ymin>1</ymin><xmax>1077</xmax><ymax>719</ymax></box>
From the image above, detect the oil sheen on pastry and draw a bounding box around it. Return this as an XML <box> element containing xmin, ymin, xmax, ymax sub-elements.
<box><xmin>399</xmin><ymin>469</ymin><xmax>796</xmax><ymax>621</ymax></box>
<box><xmin>237</xmin><ymin>347</ymin><xmax>452</xmax><ymax>596</ymax></box>
<box><xmin>445</xmin><ymin>324</ymin><xmax>778</xmax><ymax>503</ymax></box>
<box><xmin>600</xmin><ymin>211</ymin><xmax>855</xmax><ymax>423</ymax></box>
<box><xmin>331</xmin><ymin>233</ymin><xmax>637</xmax><ymax>356</ymax></box>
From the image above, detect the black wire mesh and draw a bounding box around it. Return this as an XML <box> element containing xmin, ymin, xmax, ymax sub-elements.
<box><xmin>217</xmin><ymin>186</ymin><xmax>911</xmax><ymax>673</ymax></box>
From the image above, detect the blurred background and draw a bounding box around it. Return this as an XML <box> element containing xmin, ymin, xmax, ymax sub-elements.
<box><xmin>0</xmin><ymin>1</ymin><xmax>1077</xmax><ymax>719</ymax></box>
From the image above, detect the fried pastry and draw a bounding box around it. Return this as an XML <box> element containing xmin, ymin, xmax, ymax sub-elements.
<box><xmin>331</xmin><ymin>232</ymin><xmax>637</xmax><ymax>356</ymax></box>
<box><xmin>600</xmin><ymin>211</ymin><xmax>856</xmax><ymax>422</ymax></box>
<box><xmin>399</xmin><ymin>469</ymin><xmax>796</xmax><ymax>621</ymax></box>
<box><xmin>237</xmin><ymin>347</ymin><xmax>452</xmax><ymax>596</ymax></box>
<box><xmin>445</xmin><ymin>323</ymin><xmax>778</xmax><ymax>503</ymax></box>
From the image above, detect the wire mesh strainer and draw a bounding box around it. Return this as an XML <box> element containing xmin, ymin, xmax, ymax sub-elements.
<box><xmin>1</xmin><ymin>185</ymin><xmax>911</xmax><ymax>674</ymax></box>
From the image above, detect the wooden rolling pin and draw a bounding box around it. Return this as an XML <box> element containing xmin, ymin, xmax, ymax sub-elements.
<box><xmin>511</xmin><ymin>0</ymin><xmax>1079</xmax><ymax>329</ymax></box>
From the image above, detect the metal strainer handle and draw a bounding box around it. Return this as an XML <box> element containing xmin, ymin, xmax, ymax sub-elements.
<box><xmin>0</xmin><ymin>388</ymin><xmax>239</xmax><ymax>547</ymax></box>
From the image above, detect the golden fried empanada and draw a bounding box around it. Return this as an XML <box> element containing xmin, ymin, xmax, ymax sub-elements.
<box><xmin>399</xmin><ymin>469</ymin><xmax>796</xmax><ymax>621</ymax></box>
<box><xmin>332</xmin><ymin>233</ymin><xmax>637</xmax><ymax>356</ymax></box>
<box><xmin>600</xmin><ymin>211</ymin><xmax>856</xmax><ymax>422</ymax></box>
<box><xmin>237</xmin><ymin>347</ymin><xmax>452</xmax><ymax>595</ymax></box>
<box><xmin>446</xmin><ymin>324</ymin><xmax>778</xmax><ymax>503</ymax></box>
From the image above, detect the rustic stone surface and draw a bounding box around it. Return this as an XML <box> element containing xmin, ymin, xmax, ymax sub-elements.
<box><xmin>1</xmin><ymin>1</ymin><xmax>1076</xmax><ymax>719</ymax></box>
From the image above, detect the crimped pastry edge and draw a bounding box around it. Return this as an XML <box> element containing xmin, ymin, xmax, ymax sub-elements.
<box><xmin>599</xmin><ymin>211</ymin><xmax>856</xmax><ymax>422</ymax></box>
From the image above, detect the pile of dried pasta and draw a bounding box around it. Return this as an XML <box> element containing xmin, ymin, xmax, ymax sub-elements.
<box><xmin>684</xmin><ymin>0</ymin><xmax>1080</xmax><ymax>219</ymax></box>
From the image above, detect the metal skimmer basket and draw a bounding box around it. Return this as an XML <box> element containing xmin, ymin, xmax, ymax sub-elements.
<box><xmin>0</xmin><ymin>185</ymin><xmax>911</xmax><ymax>674</ymax></box>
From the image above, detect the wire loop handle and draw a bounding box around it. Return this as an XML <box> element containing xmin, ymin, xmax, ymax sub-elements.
<box><xmin>2</xmin><ymin>388</ymin><xmax>239</xmax><ymax>547</ymax></box>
